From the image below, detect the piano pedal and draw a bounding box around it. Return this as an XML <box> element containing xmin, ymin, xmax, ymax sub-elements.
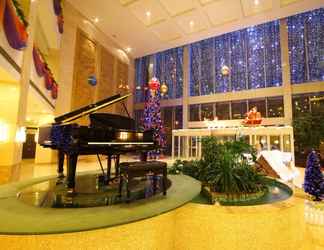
<box><xmin>66</xmin><ymin>188</ymin><xmax>76</xmax><ymax>197</ymax></box>
<box><xmin>58</xmin><ymin>173</ymin><xmax>65</xmax><ymax>178</ymax></box>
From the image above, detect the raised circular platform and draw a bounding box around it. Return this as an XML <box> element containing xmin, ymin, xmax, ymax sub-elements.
<box><xmin>0</xmin><ymin>172</ymin><xmax>200</xmax><ymax>235</ymax></box>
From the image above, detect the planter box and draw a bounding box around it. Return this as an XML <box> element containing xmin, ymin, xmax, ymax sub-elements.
<box><xmin>201</xmin><ymin>185</ymin><xmax>267</xmax><ymax>205</ymax></box>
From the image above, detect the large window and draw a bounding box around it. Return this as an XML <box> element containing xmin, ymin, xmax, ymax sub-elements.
<box><xmin>190</xmin><ymin>20</ymin><xmax>282</xmax><ymax>96</ymax></box>
<box><xmin>288</xmin><ymin>8</ymin><xmax>324</xmax><ymax>84</ymax></box>
<box><xmin>292</xmin><ymin>94</ymin><xmax>310</xmax><ymax>117</ymax></box>
<box><xmin>267</xmin><ymin>96</ymin><xmax>284</xmax><ymax>117</ymax></box>
<box><xmin>201</xmin><ymin>103</ymin><xmax>214</xmax><ymax>120</ymax></box>
<box><xmin>161</xmin><ymin>106</ymin><xmax>183</xmax><ymax>155</ymax></box>
<box><xmin>134</xmin><ymin>57</ymin><xmax>149</xmax><ymax>103</ymax></box>
<box><xmin>189</xmin><ymin>104</ymin><xmax>200</xmax><ymax>121</ymax></box>
<box><xmin>231</xmin><ymin>101</ymin><xmax>247</xmax><ymax>119</ymax></box>
<box><xmin>293</xmin><ymin>92</ymin><xmax>324</xmax><ymax>117</ymax></box>
<box><xmin>155</xmin><ymin>47</ymin><xmax>184</xmax><ymax>99</ymax></box>
<box><xmin>216</xmin><ymin>102</ymin><xmax>230</xmax><ymax>120</ymax></box>
<box><xmin>188</xmin><ymin>97</ymin><xmax>284</xmax><ymax>122</ymax></box>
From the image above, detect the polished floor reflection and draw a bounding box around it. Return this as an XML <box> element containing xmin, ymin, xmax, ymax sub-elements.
<box><xmin>18</xmin><ymin>173</ymin><xmax>171</xmax><ymax>208</ymax></box>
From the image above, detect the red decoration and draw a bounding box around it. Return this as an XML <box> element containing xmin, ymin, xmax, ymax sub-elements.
<box><xmin>32</xmin><ymin>47</ymin><xmax>45</xmax><ymax>77</ymax></box>
<box><xmin>53</xmin><ymin>0</ymin><xmax>63</xmax><ymax>33</ymax></box>
<box><xmin>148</xmin><ymin>77</ymin><xmax>160</xmax><ymax>90</ymax></box>
<box><xmin>44</xmin><ymin>68</ymin><xmax>54</xmax><ymax>90</ymax></box>
<box><xmin>0</xmin><ymin>0</ymin><xmax>5</xmax><ymax>25</ymax></box>
<box><xmin>243</xmin><ymin>107</ymin><xmax>262</xmax><ymax>126</ymax></box>
<box><xmin>3</xmin><ymin>0</ymin><xmax>28</xmax><ymax>50</ymax></box>
<box><xmin>51</xmin><ymin>81</ymin><xmax>58</xmax><ymax>99</ymax></box>
<box><xmin>57</xmin><ymin>13</ymin><xmax>64</xmax><ymax>34</ymax></box>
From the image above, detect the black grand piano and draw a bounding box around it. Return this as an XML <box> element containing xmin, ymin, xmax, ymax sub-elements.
<box><xmin>38</xmin><ymin>93</ymin><xmax>157</xmax><ymax>192</ymax></box>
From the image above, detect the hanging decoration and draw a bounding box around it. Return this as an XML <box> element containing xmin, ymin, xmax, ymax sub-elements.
<box><xmin>148</xmin><ymin>77</ymin><xmax>160</xmax><ymax>96</ymax></box>
<box><xmin>53</xmin><ymin>0</ymin><xmax>64</xmax><ymax>34</ymax></box>
<box><xmin>51</xmin><ymin>81</ymin><xmax>58</xmax><ymax>99</ymax></box>
<box><xmin>44</xmin><ymin>64</ymin><xmax>54</xmax><ymax>90</ymax></box>
<box><xmin>32</xmin><ymin>47</ymin><xmax>45</xmax><ymax>77</ymax></box>
<box><xmin>143</xmin><ymin>77</ymin><xmax>166</xmax><ymax>159</ymax></box>
<box><xmin>221</xmin><ymin>65</ymin><xmax>230</xmax><ymax>76</ymax></box>
<box><xmin>32</xmin><ymin>45</ymin><xmax>59</xmax><ymax>99</ymax></box>
<box><xmin>3</xmin><ymin>0</ymin><xmax>28</xmax><ymax>50</ymax></box>
<box><xmin>87</xmin><ymin>75</ymin><xmax>97</xmax><ymax>86</ymax></box>
<box><xmin>160</xmin><ymin>82</ymin><xmax>168</xmax><ymax>95</ymax></box>
<box><xmin>0</xmin><ymin>0</ymin><xmax>6</xmax><ymax>24</ymax></box>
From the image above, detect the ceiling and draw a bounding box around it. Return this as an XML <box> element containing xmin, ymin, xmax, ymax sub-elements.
<box><xmin>68</xmin><ymin>0</ymin><xmax>322</xmax><ymax>58</ymax></box>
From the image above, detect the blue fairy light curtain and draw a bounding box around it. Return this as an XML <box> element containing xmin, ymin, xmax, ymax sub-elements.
<box><xmin>135</xmin><ymin>56</ymin><xmax>150</xmax><ymax>103</ymax></box>
<box><xmin>287</xmin><ymin>8</ymin><xmax>324</xmax><ymax>84</ymax></box>
<box><xmin>154</xmin><ymin>47</ymin><xmax>184</xmax><ymax>99</ymax></box>
<box><xmin>190</xmin><ymin>20</ymin><xmax>282</xmax><ymax>96</ymax></box>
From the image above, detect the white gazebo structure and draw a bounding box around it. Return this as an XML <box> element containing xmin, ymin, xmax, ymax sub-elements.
<box><xmin>172</xmin><ymin>125</ymin><xmax>294</xmax><ymax>161</ymax></box>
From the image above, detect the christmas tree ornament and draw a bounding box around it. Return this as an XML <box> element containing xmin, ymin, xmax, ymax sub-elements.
<box><xmin>148</xmin><ymin>77</ymin><xmax>160</xmax><ymax>97</ymax></box>
<box><xmin>88</xmin><ymin>75</ymin><xmax>97</xmax><ymax>86</ymax></box>
<box><xmin>160</xmin><ymin>83</ymin><xmax>168</xmax><ymax>95</ymax></box>
<box><xmin>221</xmin><ymin>65</ymin><xmax>230</xmax><ymax>76</ymax></box>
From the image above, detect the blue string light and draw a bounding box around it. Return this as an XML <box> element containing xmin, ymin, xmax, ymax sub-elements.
<box><xmin>154</xmin><ymin>47</ymin><xmax>184</xmax><ymax>99</ymax></box>
<box><xmin>288</xmin><ymin>8</ymin><xmax>324</xmax><ymax>84</ymax></box>
<box><xmin>135</xmin><ymin>8</ymin><xmax>323</xmax><ymax>101</ymax></box>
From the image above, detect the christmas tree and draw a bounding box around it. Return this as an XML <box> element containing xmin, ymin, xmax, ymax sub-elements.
<box><xmin>143</xmin><ymin>77</ymin><xmax>166</xmax><ymax>159</ymax></box>
<box><xmin>303</xmin><ymin>150</ymin><xmax>324</xmax><ymax>201</ymax></box>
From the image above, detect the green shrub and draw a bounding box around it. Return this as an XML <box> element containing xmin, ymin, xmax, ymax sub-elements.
<box><xmin>170</xmin><ymin>137</ymin><xmax>272</xmax><ymax>195</ymax></box>
<box><xmin>168</xmin><ymin>159</ymin><xmax>200</xmax><ymax>180</ymax></box>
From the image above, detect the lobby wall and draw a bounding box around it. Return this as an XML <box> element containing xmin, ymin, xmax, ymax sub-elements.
<box><xmin>56</xmin><ymin>1</ymin><xmax>134</xmax><ymax>123</ymax></box>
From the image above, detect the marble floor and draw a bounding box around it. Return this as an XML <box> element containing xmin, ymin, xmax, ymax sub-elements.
<box><xmin>0</xmin><ymin>157</ymin><xmax>323</xmax><ymax>250</ymax></box>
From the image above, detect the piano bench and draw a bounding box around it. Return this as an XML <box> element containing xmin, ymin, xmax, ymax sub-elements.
<box><xmin>118</xmin><ymin>161</ymin><xmax>167</xmax><ymax>200</ymax></box>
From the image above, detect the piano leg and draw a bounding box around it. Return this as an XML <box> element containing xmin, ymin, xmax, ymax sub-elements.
<box><xmin>107</xmin><ymin>155</ymin><xmax>112</xmax><ymax>184</ymax></box>
<box><xmin>67</xmin><ymin>153</ymin><xmax>78</xmax><ymax>193</ymax></box>
<box><xmin>115</xmin><ymin>155</ymin><xmax>120</xmax><ymax>177</ymax></box>
<box><xmin>57</xmin><ymin>150</ymin><xmax>65</xmax><ymax>178</ymax></box>
<box><xmin>140</xmin><ymin>152</ymin><xmax>148</xmax><ymax>162</ymax></box>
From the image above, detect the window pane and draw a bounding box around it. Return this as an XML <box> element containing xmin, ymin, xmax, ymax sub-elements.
<box><xmin>155</xmin><ymin>48</ymin><xmax>184</xmax><ymax>99</ymax></box>
<box><xmin>201</xmin><ymin>103</ymin><xmax>214</xmax><ymax>120</ymax></box>
<box><xmin>292</xmin><ymin>94</ymin><xmax>310</xmax><ymax>117</ymax></box>
<box><xmin>231</xmin><ymin>100</ymin><xmax>247</xmax><ymax>119</ymax></box>
<box><xmin>174</xmin><ymin>106</ymin><xmax>183</xmax><ymax>129</ymax></box>
<box><xmin>189</xmin><ymin>104</ymin><xmax>200</xmax><ymax>121</ymax></box>
<box><xmin>310</xmin><ymin>93</ymin><xmax>324</xmax><ymax>115</ymax></box>
<box><xmin>134</xmin><ymin>109</ymin><xmax>144</xmax><ymax>129</ymax></box>
<box><xmin>216</xmin><ymin>102</ymin><xmax>230</xmax><ymax>120</ymax></box>
<box><xmin>283</xmin><ymin>135</ymin><xmax>291</xmax><ymax>152</ymax></box>
<box><xmin>248</xmin><ymin>98</ymin><xmax>266</xmax><ymax>118</ymax></box>
<box><xmin>161</xmin><ymin>107</ymin><xmax>173</xmax><ymax>129</ymax></box>
<box><xmin>270</xmin><ymin>136</ymin><xmax>281</xmax><ymax>150</ymax></box>
<box><xmin>267</xmin><ymin>96</ymin><xmax>284</xmax><ymax>117</ymax></box>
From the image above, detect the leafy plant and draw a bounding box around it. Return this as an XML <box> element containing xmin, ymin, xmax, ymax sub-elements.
<box><xmin>199</xmin><ymin>137</ymin><xmax>270</xmax><ymax>194</ymax></box>
<box><xmin>170</xmin><ymin>137</ymin><xmax>272</xmax><ymax>196</ymax></box>
<box><xmin>168</xmin><ymin>159</ymin><xmax>200</xmax><ymax>180</ymax></box>
<box><xmin>293</xmin><ymin>112</ymin><xmax>324</xmax><ymax>153</ymax></box>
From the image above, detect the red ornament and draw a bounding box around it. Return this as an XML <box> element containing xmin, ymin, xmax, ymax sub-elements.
<box><xmin>51</xmin><ymin>81</ymin><xmax>58</xmax><ymax>99</ymax></box>
<box><xmin>148</xmin><ymin>77</ymin><xmax>160</xmax><ymax>91</ymax></box>
<box><xmin>44</xmin><ymin>69</ymin><xmax>53</xmax><ymax>90</ymax></box>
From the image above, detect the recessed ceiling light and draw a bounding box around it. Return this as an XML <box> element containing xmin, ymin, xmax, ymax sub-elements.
<box><xmin>189</xmin><ymin>20</ymin><xmax>194</xmax><ymax>26</ymax></box>
<box><xmin>254</xmin><ymin>0</ymin><xmax>259</xmax><ymax>5</ymax></box>
<box><xmin>146</xmin><ymin>11</ymin><xmax>151</xmax><ymax>17</ymax></box>
<box><xmin>94</xmin><ymin>17</ymin><xmax>99</xmax><ymax>23</ymax></box>
<box><xmin>125</xmin><ymin>47</ymin><xmax>132</xmax><ymax>53</ymax></box>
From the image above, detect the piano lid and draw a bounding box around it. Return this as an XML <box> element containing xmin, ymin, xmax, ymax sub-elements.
<box><xmin>54</xmin><ymin>93</ymin><xmax>132</xmax><ymax>124</ymax></box>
